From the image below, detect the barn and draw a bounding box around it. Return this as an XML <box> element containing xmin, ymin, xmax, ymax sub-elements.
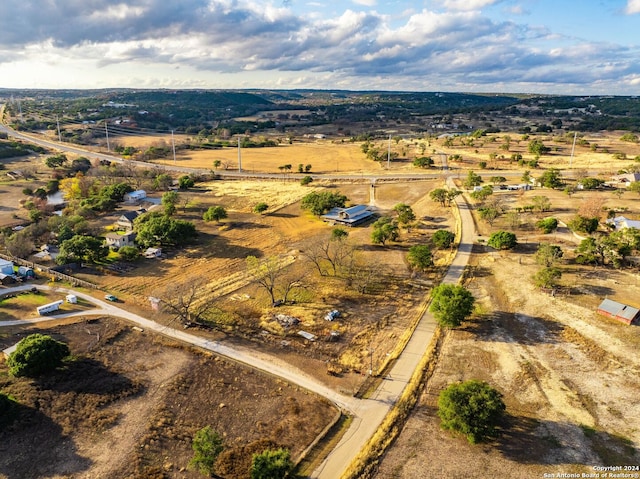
<box><xmin>321</xmin><ymin>205</ymin><xmax>374</xmax><ymax>227</ymax></box>
<box><xmin>597</xmin><ymin>299</ymin><xmax>640</xmax><ymax>325</ymax></box>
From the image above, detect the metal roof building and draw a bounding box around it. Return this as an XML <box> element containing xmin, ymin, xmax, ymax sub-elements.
<box><xmin>597</xmin><ymin>299</ymin><xmax>640</xmax><ymax>325</ymax></box>
<box><xmin>321</xmin><ymin>205</ymin><xmax>374</xmax><ymax>227</ymax></box>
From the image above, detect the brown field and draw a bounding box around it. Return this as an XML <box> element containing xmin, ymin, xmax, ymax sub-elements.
<box><xmin>375</xmin><ymin>187</ymin><xmax>640</xmax><ymax>478</ymax></box>
<box><xmin>0</xmin><ymin>317</ymin><xmax>336</xmax><ymax>479</ymax></box>
<box><xmin>79</xmin><ymin>179</ymin><xmax>452</xmax><ymax>390</ymax></box>
<box><xmin>3</xmin><ymin>130</ymin><xmax>640</xmax><ymax>478</ymax></box>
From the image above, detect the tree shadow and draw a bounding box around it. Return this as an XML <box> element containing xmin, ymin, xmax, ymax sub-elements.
<box><xmin>0</xmin><ymin>401</ymin><xmax>92</xmax><ymax>478</ymax></box>
<box><xmin>227</xmin><ymin>221</ymin><xmax>271</xmax><ymax>229</ymax></box>
<box><xmin>35</xmin><ymin>357</ymin><xmax>143</xmax><ymax>397</ymax></box>
<box><xmin>497</xmin><ymin>416</ymin><xmax>639</xmax><ymax>466</ymax></box>
<box><xmin>466</xmin><ymin>311</ymin><xmax>563</xmax><ymax>345</ymax></box>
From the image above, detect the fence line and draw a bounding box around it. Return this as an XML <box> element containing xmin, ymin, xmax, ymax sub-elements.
<box><xmin>0</xmin><ymin>253</ymin><xmax>99</xmax><ymax>290</ymax></box>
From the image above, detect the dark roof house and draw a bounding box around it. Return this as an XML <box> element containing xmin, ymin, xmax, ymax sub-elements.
<box><xmin>597</xmin><ymin>299</ymin><xmax>640</xmax><ymax>325</ymax></box>
<box><xmin>321</xmin><ymin>205</ymin><xmax>374</xmax><ymax>226</ymax></box>
<box><xmin>116</xmin><ymin>209</ymin><xmax>146</xmax><ymax>230</ymax></box>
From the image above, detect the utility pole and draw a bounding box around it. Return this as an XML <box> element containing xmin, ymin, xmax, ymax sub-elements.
<box><xmin>387</xmin><ymin>134</ymin><xmax>391</xmax><ymax>169</ymax></box>
<box><xmin>56</xmin><ymin>115</ymin><xmax>62</xmax><ymax>142</ymax></box>
<box><xmin>569</xmin><ymin>131</ymin><xmax>577</xmax><ymax>169</ymax></box>
<box><xmin>105</xmin><ymin>122</ymin><xmax>110</xmax><ymax>152</ymax></box>
<box><xmin>171</xmin><ymin>130</ymin><xmax>177</xmax><ymax>165</ymax></box>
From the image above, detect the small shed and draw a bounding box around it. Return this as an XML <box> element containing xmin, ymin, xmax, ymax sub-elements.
<box><xmin>124</xmin><ymin>190</ymin><xmax>147</xmax><ymax>203</ymax></box>
<box><xmin>0</xmin><ymin>259</ymin><xmax>14</xmax><ymax>276</ymax></box>
<box><xmin>66</xmin><ymin>294</ymin><xmax>78</xmax><ymax>304</ymax></box>
<box><xmin>0</xmin><ymin>273</ymin><xmax>15</xmax><ymax>285</ymax></box>
<box><xmin>597</xmin><ymin>299</ymin><xmax>640</xmax><ymax>325</ymax></box>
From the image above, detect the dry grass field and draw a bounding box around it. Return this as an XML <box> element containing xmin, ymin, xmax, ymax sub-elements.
<box><xmin>0</xmin><ymin>317</ymin><xmax>336</xmax><ymax>479</ymax></box>
<box><xmin>3</xmin><ymin>129</ymin><xmax>640</xmax><ymax>478</ymax></box>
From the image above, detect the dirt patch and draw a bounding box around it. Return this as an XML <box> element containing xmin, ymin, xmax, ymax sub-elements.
<box><xmin>0</xmin><ymin>317</ymin><xmax>337</xmax><ymax>479</ymax></box>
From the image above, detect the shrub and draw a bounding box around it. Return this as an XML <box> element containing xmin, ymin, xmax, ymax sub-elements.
<box><xmin>438</xmin><ymin>380</ymin><xmax>505</xmax><ymax>443</ymax></box>
<box><xmin>7</xmin><ymin>334</ymin><xmax>70</xmax><ymax>377</ymax></box>
<box><xmin>487</xmin><ymin>231</ymin><xmax>517</xmax><ymax>250</ymax></box>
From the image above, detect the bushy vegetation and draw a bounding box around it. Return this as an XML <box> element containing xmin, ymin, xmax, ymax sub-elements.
<box><xmin>487</xmin><ymin>231</ymin><xmax>517</xmax><ymax>250</ymax></box>
<box><xmin>7</xmin><ymin>334</ymin><xmax>70</xmax><ymax>378</ymax></box>
<box><xmin>438</xmin><ymin>380</ymin><xmax>506</xmax><ymax>443</ymax></box>
<box><xmin>429</xmin><ymin>284</ymin><xmax>475</xmax><ymax>328</ymax></box>
<box><xmin>301</xmin><ymin>191</ymin><xmax>348</xmax><ymax>216</ymax></box>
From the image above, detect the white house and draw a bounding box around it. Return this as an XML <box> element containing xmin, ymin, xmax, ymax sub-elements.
<box><xmin>0</xmin><ymin>259</ymin><xmax>14</xmax><ymax>276</ymax></box>
<box><xmin>608</xmin><ymin>173</ymin><xmax>640</xmax><ymax>188</ymax></box>
<box><xmin>124</xmin><ymin>190</ymin><xmax>147</xmax><ymax>203</ymax></box>
<box><xmin>105</xmin><ymin>232</ymin><xmax>136</xmax><ymax>249</ymax></box>
<box><xmin>606</xmin><ymin>216</ymin><xmax>640</xmax><ymax>231</ymax></box>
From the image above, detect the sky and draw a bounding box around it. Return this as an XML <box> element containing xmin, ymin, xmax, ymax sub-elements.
<box><xmin>0</xmin><ymin>0</ymin><xmax>639</xmax><ymax>95</ymax></box>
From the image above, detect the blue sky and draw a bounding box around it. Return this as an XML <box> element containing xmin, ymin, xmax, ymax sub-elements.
<box><xmin>0</xmin><ymin>0</ymin><xmax>638</xmax><ymax>94</ymax></box>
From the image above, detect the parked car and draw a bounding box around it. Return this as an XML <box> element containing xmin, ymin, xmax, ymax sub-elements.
<box><xmin>105</xmin><ymin>294</ymin><xmax>118</xmax><ymax>302</ymax></box>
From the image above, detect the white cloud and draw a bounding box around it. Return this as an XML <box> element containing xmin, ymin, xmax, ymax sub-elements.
<box><xmin>352</xmin><ymin>0</ymin><xmax>377</xmax><ymax>6</ymax></box>
<box><xmin>440</xmin><ymin>0</ymin><xmax>500</xmax><ymax>12</ymax></box>
<box><xmin>625</xmin><ymin>0</ymin><xmax>640</xmax><ymax>14</ymax></box>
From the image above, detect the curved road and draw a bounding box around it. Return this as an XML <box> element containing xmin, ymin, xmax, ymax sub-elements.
<box><xmin>0</xmin><ymin>118</ymin><xmax>476</xmax><ymax>478</ymax></box>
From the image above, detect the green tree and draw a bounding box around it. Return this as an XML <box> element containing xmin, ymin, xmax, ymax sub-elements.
<box><xmin>487</xmin><ymin>231</ymin><xmax>517</xmax><ymax>250</ymax></box>
<box><xmin>7</xmin><ymin>334</ymin><xmax>70</xmax><ymax>377</ymax></box>
<box><xmin>253</xmin><ymin>202</ymin><xmax>269</xmax><ymax>214</ymax></box>
<box><xmin>536</xmin><ymin>217</ymin><xmax>558</xmax><ymax>234</ymax></box>
<box><xmin>162</xmin><ymin>191</ymin><xmax>180</xmax><ymax>216</ymax></box>
<box><xmin>153</xmin><ymin>173</ymin><xmax>173</xmax><ymax>190</ymax></box>
<box><xmin>478</xmin><ymin>207</ymin><xmax>500</xmax><ymax>226</ymax></box>
<box><xmin>470</xmin><ymin>185</ymin><xmax>493</xmax><ymax>202</ymax></box>
<box><xmin>371</xmin><ymin>216</ymin><xmax>399</xmax><ymax>245</ymax></box>
<box><xmin>531</xmin><ymin>196</ymin><xmax>552</xmax><ymax>213</ymax></box>
<box><xmin>437</xmin><ymin>380</ymin><xmax>506</xmax><ymax>444</ymax></box>
<box><xmin>464</xmin><ymin>171</ymin><xmax>483</xmax><ymax>189</ymax></box>
<box><xmin>432</xmin><ymin>230</ymin><xmax>455</xmax><ymax>249</ymax></box>
<box><xmin>528</xmin><ymin>138</ymin><xmax>550</xmax><ymax>156</ymax></box>
<box><xmin>628</xmin><ymin>181</ymin><xmax>640</xmax><ymax>195</ymax></box>
<box><xmin>430</xmin><ymin>188</ymin><xmax>448</xmax><ymax>207</ymax></box>
<box><xmin>331</xmin><ymin>227</ymin><xmax>348</xmax><ymax>241</ymax></box>
<box><xmin>300</xmin><ymin>175</ymin><xmax>313</xmax><ymax>186</ymax></box>
<box><xmin>429</xmin><ymin>284</ymin><xmax>475</xmax><ymax>328</ymax></box>
<box><xmin>489</xmin><ymin>176</ymin><xmax>507</xmax><ymax>185</ymax></box>
<box><xmin>203</xmin><ymin>206</ymin><xmax>228</xmax><ymax>223</ymax></box>
<box><xmin>301</xmin><ymin>191</ymin><xmax>348</xmax><ymax>216</ymax></box>
<box><xmin>393</xmin><ymin>203</ymin><xmax>416</xmax><ymax>225</ymax></box>
<box><xmin>535</xmin><ymin>243</ymin><xmax>563</xmax><ymax>267</ymax></box>
<box><xmin>135</xmin><ymin>213</ymin><xmax>197</xmax><ymax>247</ymax></box>
<box><xmin>188</xmin><ymin>426</ymin><xmax>224</xmax><ymax>476</ymax></box>
<box><xmin>521</xmin><ymin>170</ymin><xmax>531</xmax><ymax>184</ymax></box>
<box><xmin>413</xmin><ymin>156</ymin><xmax>434</xmax><ymax>168</ymax></box>
<box><xmin>250</xmin><ymin>448</ymin><xmax>293</xmax><ymax>479</ymax></box>
<box><xmin>538</xmin><ymin>169</ymin><xmax>563</xmax><ymax>189</ymax></box>
<box><xmin>118</xmin><ymin>245</ymin><xmax>139</xmax><ymax>262</ymax></box>
<box><xmin>178</xmin><ymin>175</ymin><xmax>195</xmax><ymax>190</ymax></box>
<box><xmin>533</xmin><ymin>266</ymin><xmax>562</xmax><ymax>288</ymax></box>
<box><xmin>579</xmin><ymin>177</ymin><xmax>604</xmax><ymax>190</ymax></box>
<box><xmin>568</xmin><ymin>215</ymin><xmax>599</xmax><ymax>234</ymax></box>
<box><xmin>57</xmin><ymin>235</ymin><xmax>108</xmax><ymax>264</ymax></box>
<box><xmin>407</xmin><ymin>245</ymin><xmax>433</xmax><ymax>271</ymax></box>
<box><xmin>44</xmin><ymin>153</ymin><xmax>67</xmax><ymax>169</ymax></box>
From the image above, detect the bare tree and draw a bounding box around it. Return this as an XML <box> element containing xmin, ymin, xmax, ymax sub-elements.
<box><xmin>155</xmin><ymin>278</ymin><xmax>218</xmax><ymax>326</ymax></box>
<box><xmin>246</xmin><ymin>255</ymin><xmax>304</xmax><ymax>304</ymax></box>
<box><xmin>301</xmin><ymin>234</ymin><xmax>355</xmax><ymax>277</ymax></box>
